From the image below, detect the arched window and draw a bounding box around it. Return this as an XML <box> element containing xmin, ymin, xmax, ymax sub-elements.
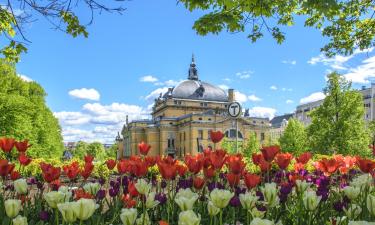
<box><xmin>224</xmin><ymin>129</ymin><xmax>243</xmax><ymax>139</ymax></box>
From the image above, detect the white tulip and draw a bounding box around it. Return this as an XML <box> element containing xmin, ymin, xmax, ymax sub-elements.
<box><xmin>239</xmin><ymin>192</ymin><xmax>259</xmax><ymax>210</ymax></box>
<box><xmin>83</xmin><ymin>182</ymin><xmax>101</xmax><ymax>196</ymax></box>
<box><xmin>344</xmin><ymin>204</ymin><xmax>362</xmax><ymax>219</ymax></box>
<box><xmin>343</xmin><ymin>186</ymin><xmax>361</xmax><ymax>200</ymax></box>
<box><xmin>295</xmin><ymin>180</ymin><xmax>310</xmax><ymax>194</ymax></box>
<box><xmin>303</xmin><ymin>190</ymin><xmax>321</xmax><ymax>211</ymax></box>
<box><xmin>44</xmin><ymin>191</ymin><xmax>65</xmax><ymax>209</ymax></box>
<box><xmin>58</xmin><ymin>202</ymin><xmax>77</xmax><ymax>223</ymax></box>
<box><xmin>250</xmin><ymin>218</ymin><xmax>275</xmax><ymax>225</ymax></box>
<box><xmin>207</xmin><ymin>201</ymin><xmax>220</xmax><ymax>216</ymax></box>
<box><xmin>120</xmin><ymin>208</ymin><xmax>137</xmax><ymax>225</ymax></box>
<box><xmin>178</xmin><ymin>210</ymin><xmax>201</xmax><ymax>225</ymax></box>
<box><xmin>367</xmin><ymin>194</ymin><xmax>375</xmax><ymax>216</ymax></box>
<box><xmin>146</xmin><ymin>192</ymin><xmax>159</xmax><ymax>209</ymax></box>
<box><xmin>209</xmin><ymin>188</ymin><xmax>234</xmax><ymax>209</ymax></box>
<box><xmin>14</xmin><ymin>179</ymin><xmax>28</xmax><ymax>195</ymax></box>
<box><xmin>136</xmin><ymin>213</ymin><xmax>151</xmax><ymax>225</ymax></box>
<box><xmin>350</xmin><ymin>174</ymin><xmax>372</xmax><ymax>189</ymax></box>
<box><xmin>348</xmin><ymin>221</ymin><xmax>375</xmax><ymax>225</ymax></box>
<box><xmin>175</xmin><ymin>188</ymin><xmax>199</xmax><ymax>211</ymax></box>
<box><xmin>135</xmin><ymin>179</ymin><xmax>151</xmax><ymax>195</ymax></box>
<box><xmin>5</xmin><ymin>199</ymin><xmax>21</xmax><ymax>218</ymax></box>
<box><xmin>261</xmin><ymin>183</ymin><xmax>279</xmax><ymax>208</ymax></box>
<box><xmin>12</xmin><ymin>215</ymin><xmax>27</xmax><ymax>225</ymax></box>
<box><xmin>72</xmin><ymin>198</ymin><xmax>97</xmax><ymax>221</ymax></box>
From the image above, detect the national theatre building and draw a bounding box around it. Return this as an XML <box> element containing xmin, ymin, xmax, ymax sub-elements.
<box><xmin>117</xmin><ymin>56</ymin><xmax>271</xmax><ymax>158</ymax></box>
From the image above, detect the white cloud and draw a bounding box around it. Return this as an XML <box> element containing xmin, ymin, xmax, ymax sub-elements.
<box><xmin>248</xmin><ymin>107</ymin><xmax>276</xmax><ymax>119</ymax></box>
<box><xmin>54</xmin><ymin>112</ymin><xmax>91</xmax><ymax>126</ymax></box>
<box><xmin>140</xmin><ymin>75</ymin><xmax>158</xmax><ymax>83</ymax></box>
<box><xmin>299</xmin><ymin>92</ymin><xmax>326</xmax><ymax>104</ymax></box>
<box><xmin>145</xmin><ymin>87</ymin><xmax>170</xmax><ymax>102</ymax></box>
<box><xmin>18</xmin><ymin>74</ymin><xmax>32</xmax><ymax>82</ymax></box>
<box><xmin>218</xmin><ymin>84</ymin><xmax>229</xmax><ymax>90</ymax></box>
<box><xmin>235</xmin><ymin>91</ymin><xmax>248</xmax><ymax>104</ymax></box>
<box><xmin>282</xmin><ymin>60</ymin><xmax>296</xmax><ymax>65</ymax></box>
<box><xmin>343</xmin><ymin>56</ymin><xmax>375</xmax><ymax>84</ymax></box>
<box><xmin>68</xmin><ymin>88</ymin><xmax>100</xmax><ymax>101</ymax></box>
<box><xmin>270</xmin><ymin>85</ymin><xmax>277</xmax><ymax>90</ymax></box>
<box><xmin>164</xmin><ymin>80</ymin><xmax>181</xmax><ymax>86</ymax></box>
<box><xmin>236</xmin><ymin>70</ymin><xmax>253</xmax><ymax>79</ymax></box>
<box><xmin>286</xmin><ymin>99</ymin><xmax>294</xmax><ymax>104</ymax></box>
<box><xmin>223</xmin><ymin>78</ymin><xmax>232</xmax><ymax>82</ymax></box>
<box><xmin>248</xmin><ymin>94</ymin><xmax>262</xmax><ymax>102</ymax></box>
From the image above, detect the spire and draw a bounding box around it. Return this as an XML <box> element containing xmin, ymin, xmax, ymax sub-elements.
<box><xmin>188</xmin><ymin>54</ymin><xmax>198</xmax><ymax>80</ymax></box>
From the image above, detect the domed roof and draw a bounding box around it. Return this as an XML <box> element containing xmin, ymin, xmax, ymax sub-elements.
<box><xmin>168</xmin><ymin>55</ymin><xmax>228</xmax><ymax>102</ymax></box>
<box><xmin>172</xmin><ymin>80</ymin><xmax>228</xmax><ymax>102</ymax></box>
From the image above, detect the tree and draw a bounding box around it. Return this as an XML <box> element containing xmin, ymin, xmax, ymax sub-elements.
<box><xmin>307</xmin><ymin>72</ymin><xmax>370</xmax><ymax>156</ymax></box>
<box><xmin>279</xmin><ymin>118</ymin><xmax>308</xmax><ymax>155</ymax></box>
<box><xmin>180</xmin><ymin>0</ymin><xmax>375</xmax><ymax>57</ymax></box>
<box><xmin>0</xmin><ymin>60</ymin><xmax>64</xmax><ymax>158</ymax></box>
<box><xmin>87</xmin><ymin>142</ymin><xmax>105</xmax><ymax>158</ymax></box>
<box><xmin>242</xmin><ymin>131</ymin><xmax>260</xmax><ymax>157</ymax></box>
<box><xmin>0</xmin><ymin>1</ymin><xmax>126</xmax><ymax>62</ymax></box>
<box><xmin>73</xmin><ymin>141</ymin><xmax>89</xmax><ymax>159</ymax></box>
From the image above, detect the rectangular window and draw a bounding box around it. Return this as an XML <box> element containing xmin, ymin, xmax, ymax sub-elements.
<box><xmin>261</xmin><ymin>133</ymin><xmax>265</xmax><ymax>141</ymax></box>
<box><xmin>198</xmin><ymin>130</ymin><xmax>203</xmax><ymax>140</ymax></box>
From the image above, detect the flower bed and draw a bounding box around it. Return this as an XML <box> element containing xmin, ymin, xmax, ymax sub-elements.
<box><xmin>1</xmin><ymin>134</ymin><xmax>375</xmax><ymax>225</ymax></box>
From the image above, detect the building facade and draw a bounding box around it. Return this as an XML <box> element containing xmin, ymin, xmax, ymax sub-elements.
<box><xmin>118</xmin><ymin>57</ymin><xmax>270</xmax><ymax>158</ymax></box>
<box><xmin>269</xmin><ymin>113</ymin><xmax>294</xmax><ymax>141</ymax></box>
<box><xmin>295</xmin><ymin>84</ymin><xmax>375</xmax><ymax>126</ymax></box>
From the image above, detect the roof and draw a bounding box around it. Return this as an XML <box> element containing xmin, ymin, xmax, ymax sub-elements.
<box><xmin>270</xmin><ymin>113</ymin><xmax>294</xmax><ymax>128</ymax></box>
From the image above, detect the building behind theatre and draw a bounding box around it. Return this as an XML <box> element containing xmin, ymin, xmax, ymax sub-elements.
<box><xmin>296</xmin><ymin>84</ymin><xmax>375</xmax><ymax>126</ymax></box>
<box><xmin>117</xmin><ymin>56</ymin><xmax>271</xmax><ymax>158</ymax></box>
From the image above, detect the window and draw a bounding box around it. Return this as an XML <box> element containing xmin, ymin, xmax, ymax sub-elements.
<box><xmin>198</xmin><ymin>130</ymin><xmax>203</xmax><ymax>140</ymax></box>
<box><xmin>199</xmin><ymin>117</ymin><xmax>202</xmax><ymax>120</ymax></box>
<box><xmin>253</xmin><ymin>120</ymin><xmax>256</xmax><ymax>124</ymax></box>
<box><xmin>200</xmin><ymin>102</ymin><xmax>208</xmax><ymax>107</ymax></box>
<box><xmin>224</xmin><ymin>129</ymin><xmax>243</xmax><ymax>139</ymax></box>
<box><xmin>184</xmin><ymin>132</ymin><xmax>186</xmax><ymax>141</ymax></box>
<box><xmin>261</xmin><ymin>132</ymin><xmax>265</xmax><ymax>141</ymax></box>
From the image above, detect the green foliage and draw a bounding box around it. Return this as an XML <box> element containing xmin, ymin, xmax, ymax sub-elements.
<box><xmin>0</xmin><ymin>60</ymin><xmax>64</xmax><ymax>158</ymax></box>
<box><xmin>279</xmin><ymin>118</ymin><xmax>308</xmax><ymax>155</ymax></box>
<box><xmin>86</xmin><ymin>142</ymin><xmax>105</xmax><ymax>158</ymax></box>
<box><xmin>180</xmin><ymin>0</ymin><xmax>375</xmax><ymax>56</ymax></box>
<box><xmin>242</xmin><ymin>131</ymin><xmax>259</xmax><ymax>157</ymax></box>
<box><xmin>221</xmin><ymin>137</ymin><xmax>243</xmax><ymax>154</ymax></box>
<box><xmin>307</xmin><ymin>72</ymin><xmax>370</xmax><ymax>156</ymax></box>
<box><xmin>60</xmin><ymin>11</ymin><xmax>88</xmax><ymax>38</ymax></box>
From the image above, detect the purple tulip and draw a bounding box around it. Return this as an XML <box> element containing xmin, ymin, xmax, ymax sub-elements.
<box><xmin>96</xmin><ymin>189</ymin><xmax>106</xmax><ymax>200</ymax></box>
<box><xmin>230</xmin><ymin>196</ymin><xmax>241</xmax><ymax>207</ymax></box>
<box><xmin>39</xmin><ymin>211</ymin><xmax>50</xmax><ymax>221</ymax></box>
<box><xmin>109</xmin><ymin>188</ymin><xmax>119</xmax><ymax>197</ymax></box>
<box><xmin>155</xmin><ymin>193</ymin><xmax>167</xmax><ymax>205</ymax></box>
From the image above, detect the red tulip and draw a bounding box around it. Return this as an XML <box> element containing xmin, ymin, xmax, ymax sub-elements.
<box><xmin>185</xmin><ymin>155</ymin><xmax>203</xmax><ymax>174</ymax></box>
<box><xmin>315</xmin><ymin>158</ymin><xmax>341</xmax><ymax>175</ymax></box>
<box><xmin>18</xmin><ymin>153</ymin><xmax>32</xmax><ymax>166</ymax></box>
<box><xmin>40</xmin><ymin>163</ymin><xmax>61</xmax><ymax>183</ymax></box>
<box><xmin>158</xmin><ymin>162</ymin><xmax>177</xmax><ymax>180</ymax></box>
<box><xmin>138</xmin><ymin>141</ymin><xmax>151</xmax><ymax>155</ymax></box>
<box><xmin>275</xmin><ymin>153</ymin><xmax>293</xmax><ymax>170</ymax></box>
<box><xmin>294</xmin><ymin>162</ymin><xmax>305</xmax><ymax>172</ymax></box>
<box><xmin>261</xmin><ymin>145</ymin><xmax>280</xmax><ymax>162</ymax></box>
<box><xmin>210</xmin><ymin>131</ymin><xmax>224</xmax><ymax>144</ymax></box>
<box><xmin>122</xmin><ymin>194</ymin><xmax>137</xmax><ymax>208</ymax></box>
<box><xmin>296</xmin><ymin>152</ymin><xmax>312</xmax><ymax>164</ymax></box>
<box><xmin>177</xmin><ymin>164</ymin><xmax>187</xmax><ymax>177</ymax></box>
<box><xmin>84</xmin><ymin>155</ymin><xmax>94</xmax><ymax>163</ymax></box>
<box><xmin>357</xmin><ymin>157</ymin><xmax>375</xmax><ymax>173</ymax></box>
<box><xmin>15</xmin><ymin>140</ymin><xmax>31</xmax><ymax>153</ymax></box>
<box><xmin>226</xmin><ymin>173</ymin><xmax>240</xmax><ymax>187</ymax></box>
<box><xmin>128</xmin><ymin>182</ymin><xmax>139</xmax><ymax>197</ymax></box>
<box><xmin>252</xmin><ymin>153</ymin><xmax>271</xmax><ymax>172</ymax></box>
<box><xmin>129</xmin><ymin>159</ymin><xmax>148</xmax><ymax>177</ymax></box>
<box><xmin>74</xmin><ymin>189</ymin><xmax>93</xmax><ymax>200</ymax></box>
<box><xmin>203</xmin><ymin>165</ymin><xmax>216</xmax><ymax>179</ymax></box>
<box><xmin>106</xmin><ymin>159</ymin><xmax>116</xmax><ymax>170</ymax></box>
<box><xmin>193</xmin><ymin>177</ymin><xmax>205</xmax><ymax>189</ymax></box>
<box><xmin>10</xmin><ymin>170</ymin><xmax>21</xmax><ymax>180</ymax></box>
<box><xmin>243</xmin><ymin>173</ymin><xmax>261</xmax><ymax>189</ymax></box>
<box><xmin>0</xmin><ymin>137</ymin><xmax>15</xmax><ymax>153</ymax></box>
<box><xmin>63</xmin><ymin>161</ymin><xmax>80</xmax><ymax>180</ymax></box>
<box><xmin>81</xmin><ymin>162</ymin><xmax>94</xmax><ymax>180</ymax></box>
<box><xmin>145</xmin><ymin>156</ymin><xmax>157</xmax><ymax>167</ymax></box>
<box><xmin>226</xmin><ymin>154</ymin><xmax>245</xmax><ymax>174</ymax></box>
<box><xmin>117</xmin><ymin>159</ymin><xmax>130</xmax><ymax>174</ymax></box>
<box><xmin>0</xmin><ymin>159</ymin><xmax>15</xmax><ymax>177</ymax></box>
<box><xmin>209</xmin><ymin>149</ymin><xmax>227</xmax><ymax>170</ymax></box>
<box><xmin>159</xmin><ymin>221</ymin><xmax>169</xmax><ymax>225</ymax></box>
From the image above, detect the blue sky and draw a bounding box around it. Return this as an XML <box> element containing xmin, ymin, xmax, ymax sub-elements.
<box><xmin>12</xmin><ymin>1</ymin><xmax>375</xmax><ymax>143</ymax></box>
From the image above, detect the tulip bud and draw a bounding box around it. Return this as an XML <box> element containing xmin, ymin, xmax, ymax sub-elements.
<box><xmin>250</xmin><ymin>218</ymin><xmax>274</xmax><ymax>225</ymax></box>
<box><xmin>303</xmin><ymin>190</ymin><xmax>321</xmax><ymax>211</ymax></box>
<box><xmin>175</xmin><ymin>188</ymin><xmax>199</xmax><ymax>211</ymax></box>
<box><xmin>367</xmin><ymin>194</ymin><xmax>375</xmax><ymax>216</ymax></box>
<box><xmin>239</xmin><ymin>192</ymin><xmax>259</xmax><ymax>210</ymax></box>
<box><xmin>5</xmin><ymin>199</ymin><xmax>21</xmax><ymax>218</ymax></box>
<box><xmin>146</xmin><ymin>192</ymin><xmax>159</xmax><ymax>209</ymax></box>
<box><xmin>295</xmin><ymin>180</ymin><xmax>310</xmax><ymax>194</ymax></box>
<box><xmin>58</xmin><ymin>186</ymin><xmax>72</xmax><ymax>202</ymax></box>
<box><xmin>14</xmin><ymin>179</ymin><xmax>28</xmax><ymax>195</ymax></box>
<box><xmin>344</xmin><ymin>204</ymin><xmax>362</xmax><ymax>219</ymax></box>
<box><xmin>134</xmin><ymin>179</ymin><xmax>151</xmax><ymax>195</ymax></box>
<box><xmin>343</xmin><ymin>186</ymin><xmax>360</xmax><ymax>200</ymax></box>
<box><xmin>209</xmin><ymin>188</ymin><xmax>234</xmax><ymax>209</ymax></box>
<box><xmin>207</xmin><ymin>201</ymin><xmax>220</xmax><ymax>216</ymax></box>
<box><xmin>178</xmin><ymin>210</ymin><xmax>201</xmax><ymax>225</ymax></box>
<box><xmin>120</xmin><ymin>208</ymin><xmax>137</xmax><ymax>225</ymax></box>
<box><xmin>72</xmin><ymin>198</ymin><xmax>97</xmax><ymax>221</ymax></box>
<box><xmin>12</xmin><ymin>215</ymin><xmax>27</xmax><ymax>225</ymax></box>
<box><xmin>261</xmin><ymin>183</ymin><xmax>280</xmax><ymax>208</ymax></box>
<box><xmin>44</xmin><ymin>191</ymin><xmax>65</xmax><ymax>209</ymax></box>
<box><xmin>83</xmin><ymin>182</ymin><xmax>101</xmax><ymax>196</ymax></box>
<box><xmin>57</xmin><ymin>202</ymin><xmax>77</xmax><ymax>223</ymax></box>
